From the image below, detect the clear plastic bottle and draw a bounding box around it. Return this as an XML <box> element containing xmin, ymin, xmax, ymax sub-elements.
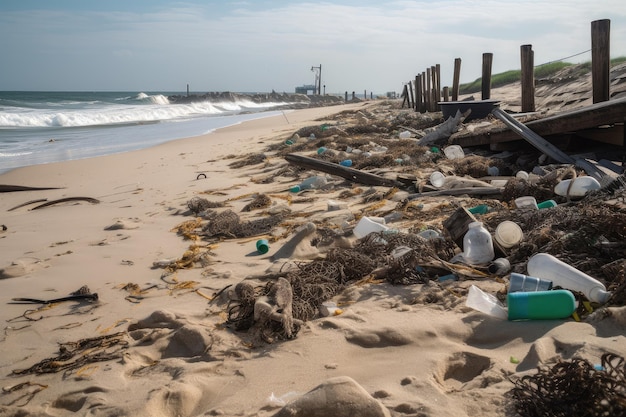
<box><xmin>289</xmin><ymin>176</ymin><xmax>327</xmax><ymax>193</ymax></box>
<box><xmin>527</xmin><ymin>253</ymin><xmax>611</xmax><ymax>304</ymax></box>
<box><xmin>463</xmin><ymin>221</ymin><xmax>495</xmax><ymax>264</ymax></box>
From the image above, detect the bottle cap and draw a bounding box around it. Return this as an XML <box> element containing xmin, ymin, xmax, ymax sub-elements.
<box><xmin>494</xmin><ymin>221</ymin><xmax>523</xmax><ymax>248</ymax></box>
<box><xmin>289</xmin><ymin>185</ymin><xmax>301</xmax><ymax>193</ymax></box>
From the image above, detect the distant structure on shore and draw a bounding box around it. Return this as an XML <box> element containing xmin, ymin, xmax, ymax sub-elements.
<box><xmin>295</xmin><ymin>84</ymin><xmax>317</xmax><ymax>95</ymax></box>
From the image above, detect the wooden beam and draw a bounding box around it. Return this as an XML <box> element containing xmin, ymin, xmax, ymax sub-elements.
<box><xmin>284</xmin><ymin>153</ymin><xmax>403</xmax><ymax>188</ymax></box>
<box><xmin>482</xmin><ymin>53</ymin><xmax>493</xmax><ymax>100</ymax></box>
<box><xmin>452</xmin><ymin>58</ymin><xmax>461</xmax><ymax>102</ymax></box>
<box><xmin>451</xmin><ymin>96</ymin><xmax>626</xmax><ymax>147</ymax></box>
<box><xmin>520</xmin><ymin>44</ymin><xmax>535</xmax><ymax>112</ymax></box>
<box><xmin>592</xmin><ymin>19</ymin><xmax>611</xmax><ymax>104</ymax></box>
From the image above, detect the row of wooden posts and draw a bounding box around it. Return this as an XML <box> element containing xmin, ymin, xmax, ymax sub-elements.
<box><xmin>402</xmin><ymin>19</ymin><xmax>612</xmax><ymax>114</ymax></box>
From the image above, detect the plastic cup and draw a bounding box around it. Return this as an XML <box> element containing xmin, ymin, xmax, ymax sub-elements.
<box><xmin>508</xmin><ymin>273</ymin><xmax>553</xmax><ymax>293</ymax></box>
<box><xmin>430</xmin><ymin>171</ymin><xmax>446</xmax><ymax>188</ymax></box>
<box><xmin>494</xmin><ymin>221</ymin><xmax>523</xmax><ymax>248</ymax></box>
<box><xmin>443</xmin><ymin>145</ymin><xmax>464</xmax><ymax>160</ymax></box>
<box><xmin>256</xmin><ymin>239</ymin><xmax>270</xmax><ymax>254</ymax></box>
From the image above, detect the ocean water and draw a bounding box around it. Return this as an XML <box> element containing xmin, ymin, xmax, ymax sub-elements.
<box><xmin>0</xmin><ymin>91</ymin><xmax>291</xmax><ymax>175</ymax></box>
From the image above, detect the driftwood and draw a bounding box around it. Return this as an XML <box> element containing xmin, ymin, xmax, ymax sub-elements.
<box><xmin>407</xmin><ymin>187</ymin><xmax>503</xmax><ymax>200</ymax></box>
<box><xmin>284</xmin><ymin>153</ymin><xmax>403</xmax><ymax>188</ymax></box>
<box><xmin>0</xmin><ymin>185</ymin><xmax>63</xmax><ymax>193</ymax></box>
<box><xmin>30</xmin><ymin>197</ymin><xmax>100</xmax><ymax>210</ymax></box>
<box><xmin>417</xmin><ymin>110</ymin><xmax>467</xmax><ymax>146</ymax></box>
<box><xmin>8</xmin><ymin>199</ymin><xmax>48</xmax><ymax>211</ymax></box>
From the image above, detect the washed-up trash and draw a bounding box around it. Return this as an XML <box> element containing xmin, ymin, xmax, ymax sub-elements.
<box><xmin>537</xmin><ymin>199</ymin><xmax>557</xmax><ymax>209</ymax></box>
<box><xmin>488</xmin><ymin>258</ymin><xmax>511</xmax><ymax>275</ymax></box>
<box><xmin>514</xmin><ymin>196</ymin><xmax>538</xmax><ymax>210</ymax></box>
<box><xmin>353</xmin><ymin>216</ymin><xmax>389</xmax><ymax>238</ymax></box>
<box><xmin>527</xmin><ymin>253</ymin><xmax>611</xmax><ymax>304</ymax></box>
<box><xmin>494</xmin><ymin>221</ymin><xmax>523</xmax><ymax>249</ymax></box>
<box><xmin>398</xmin><ymin>130</ymin><xmax>412</xmax><ymax>139</ymax></box>
<box><xmin>466</xmin><ymin>285</ymin><xmax>576</xmax><ymax>320</ymax></box>
<box><xmin>290</xmin><ymin>175</ymin><xmax>328</xmax><ymax>193</ymax></box>
<box><xmin>443</xmin><ymin>145</ymin><xmax>464</xmax><ymax>160</ymax></box>
<box><xmin>554</xmin><ymin>176</ymin><xmax>602</xmax><ymax>198</ymax></box>
<box><xmin>508</xmin><ymin>273</ymin><xmax>553</xmax><ymax>293</ymax></box>
<box><xmin>463</xmin><ymin>221</ymin><xmax>494</xmax><ymax>265</ymax></box>
<box><xmin>256</xmin><ymin>239</ymin><xmax>270</xmax><ymax>254</ymax></box>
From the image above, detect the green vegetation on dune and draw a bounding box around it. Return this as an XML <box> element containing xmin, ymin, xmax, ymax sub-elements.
<box><xmin>458</xmin><ymin>57</ymin><xmax>626</xmax><ymax>95</ymax></box>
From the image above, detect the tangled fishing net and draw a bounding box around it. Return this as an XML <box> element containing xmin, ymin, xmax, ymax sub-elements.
<box><xmin>507</xmin><ymin>353</ymin><xmax>626</xmax><ymax>417</ymax></box>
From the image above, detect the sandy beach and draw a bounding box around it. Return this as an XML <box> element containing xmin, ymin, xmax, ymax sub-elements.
<box><xmin>1</xmin><ymin>81</ymin><xmax>626</xmax><ymax>417</ymax></box>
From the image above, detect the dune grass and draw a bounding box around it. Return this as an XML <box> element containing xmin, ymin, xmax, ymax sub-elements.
<box><xmin>458</xmin><ymin>57</ymin><xmax>626</xmax><ymax>95</ymax></box>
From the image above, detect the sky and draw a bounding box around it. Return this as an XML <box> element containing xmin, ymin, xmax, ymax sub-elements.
<box><xmin>1</xmin><ymin>0</ymin><xmax>625</xmax><ymax>94</ymax></box>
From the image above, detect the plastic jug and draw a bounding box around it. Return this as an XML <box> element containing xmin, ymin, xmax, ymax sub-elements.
<box><xmin>527</xmin><ymin>253</ymin><xmax>611</xmax><ymax>304</ymax></box>
<box><xmin>554</xmin><ymin>176</ymin><xmax>601</xmax><ymax>198</ymax></box>
<box><xmin>353</xmin><ymin>216</ymin><xmax>389</xmax><ymax>238</ymax></box>
<box><xmin>463</xmin><ymin>221</ymin><xmax>495</xmax><ymax>264</ymax></box>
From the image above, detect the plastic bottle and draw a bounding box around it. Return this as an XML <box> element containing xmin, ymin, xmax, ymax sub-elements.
<box><xmin>527</xmin><ymin>253</ymin><xmax>611</xmax><ymax>304</ymax></box>
<box><xmin>554</xmin><ymin>176</ymin><xmax>601</xmax><ymax>198</ymax></box>
<box><xmin>339</xmin><ymin>159</ymin><xmax>352</xmax><ymax>167</ymax></box>
<box><xmin>289</xmin><ymin>176</ymin><xmax>327</xmax><ymax>193</ymax></box>
<box><xmin>383</xmin><ymin>212</ymin><xmax>402</xmax><ymax>223</ymax></box>
<box><xmin>399</xmin><ymin>130</ymin><xmax>412</xmax><ymax>139</ymax></box>
<box><xmin>463</xmin><ymin>221</ymin><xmax>495</xmax><ymax>264</ymax></box>
<box><xmin>508</xmin><ymin>273</ymin><xmax>552</xmax><ymax>293</ymax></box>
<box><xmin>507</xmin><ymin>290</ymin><xmax>576</xmax><ymax>320</ymax></box>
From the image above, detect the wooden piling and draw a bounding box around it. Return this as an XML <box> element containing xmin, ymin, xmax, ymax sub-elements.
<box><xmin>481</xmin><ymin>53</ymin><xmax>493</xmax><ymax>100</ymax></box>
<box><xmin>591</xmin><ymin>19</ymin><xmax>611</xmax><ymax>103</ymax></box>
<box><xmin>435</xmin><ymin>64</ymin><xmax>442</xmax><ymax>110</ymax></box>
<box><xmin>421</xmin><ymin>71</ymin><xmax>427</xmax><ymax>111</ymax></box>
<box><xmin>520</xmin><ymin>44</ymin><xmax>535</xmax><ymax>112</ymax></box>
<box><xmin>426</xmin><ymin>67</ymin><xmax>432</xmax><ymax>112</ymax></box>
<box><xmin>443</xmin><ymin>86</ymin><xmax>449</xmax><ymax>102</ymax></box>
<box><xmin>452</xmin><ymin>58</ymin><xmax>461</xmax><ymax>101</ymax></box>
<box><xmin>415</xmin><ymin>75</ymin><xmax>423</xmax><ymax>112</ymax></box>
<box><xmin>407</xmin><ymin>83</ymin><xmax>414</xmax><ymax>108</ymax></box>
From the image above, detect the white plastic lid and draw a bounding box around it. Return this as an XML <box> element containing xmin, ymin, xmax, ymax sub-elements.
<box><xmin>430</xmin><ymin>171</ymin><xmax>446</xmax><ymax>188</ymax></box>
<box><xmin>495</xmin><ymin>221</ymin><xmax>523</xmax><ymax>248</ymax></box>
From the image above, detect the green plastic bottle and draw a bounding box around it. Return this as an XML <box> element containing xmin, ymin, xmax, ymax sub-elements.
<box><xmin>507</xmin><ymin>290</ymin><xmax>575</xmax><ymax>320</ymax></box>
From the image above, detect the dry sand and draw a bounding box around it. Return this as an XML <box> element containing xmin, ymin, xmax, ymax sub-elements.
<box><xmin>1</xmin><ymin>92</ymin><xmax>625</xmax><ymax>417</ymax></box>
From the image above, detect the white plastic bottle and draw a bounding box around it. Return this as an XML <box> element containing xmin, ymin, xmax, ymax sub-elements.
<box><xmin>463</xmin><ymin>221</ymin><xmax>495</xmax><ymax>264</ymax></box>
<box><xmin>290</xmin><ymin>176</ymin><xmax>327</xmax><ymax>193</ymax></box>
<box><xmin>527</xmin><ymin>253</ymin><xmax>611</xmax><ymax>304</ymax></box>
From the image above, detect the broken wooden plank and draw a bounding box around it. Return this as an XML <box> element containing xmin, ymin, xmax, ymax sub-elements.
<box><xmin>452</xmin><ymin>96</ymin><xmax>626</xmax><ymax>147</ymax></box>
<box><xmin>407</xmin><ymin>187</ymin><xmax>503</xmax><ymax>199</ymax></box>
<box><xmin>284</xmin><ymin>153</ymin><xmax>403</xmax><ymax>188</ymax></box>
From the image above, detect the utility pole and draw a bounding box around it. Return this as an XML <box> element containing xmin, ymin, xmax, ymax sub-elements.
<box><xmin>311</xmin><ymin>64</ymin><xmax>322</xmax><ymax>95</ymax></box>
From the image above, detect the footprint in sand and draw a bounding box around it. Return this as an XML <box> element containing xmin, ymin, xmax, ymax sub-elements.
<box><xmin>0</xmin><ymin>257</ymin><xmax>49</xmax><ymax>279</ymax></box>
<box><xmin>434</xmin><ymin>351</ymin><xmax>492</xmax><ymax>392</ymax></box>
<box><xmin>104</xmin><ymin>218</ymin><xmax>142</xmax><ymax>231</ymax></box>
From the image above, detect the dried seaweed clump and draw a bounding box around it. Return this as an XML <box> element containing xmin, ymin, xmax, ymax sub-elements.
<box><xmin>228</xmin><ymin>153</ymin><xmax>267</xmax><ymax>169</ymax></box>
<box><xmin>241</xmin><ymin>193</ymin><xmax>271</xmax><ymax>212</ymax></box>
<box><xmin>507</xmin><ymin>353</ymin><xmax>626</xmax><ymax>417</ymax></box>
<box><xmin>187</xmin><ymin>197</ymin><xmax>225</xmax><ymax>215</ymax></box>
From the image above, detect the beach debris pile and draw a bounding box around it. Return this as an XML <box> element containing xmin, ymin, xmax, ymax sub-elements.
<box><xmin>167</xmin><ymin>99</ymin><xmax>626</xmax><ymax>344</ymax></box>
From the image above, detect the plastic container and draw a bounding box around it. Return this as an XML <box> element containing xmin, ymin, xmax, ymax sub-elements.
<box><xmin>508</xmin><ymin>273</ymin><xmax>553</xmax><ymax>293</ymax></box>
<box><xmin>507</xmin><ymin>290</ymin><xmax>576</xmax><ymax>320</ymax></box>
<box><xmin>430</xmin><ymin>171</ymin><xmax>446</xmax><ymax>188</ymax></box>
<box><xmin>468</xmin><ymin>204</ymin><xmax>489</xmax><ymax>215</ymax></box>
<box><xmin>554</xmin><ymin>176</ymin><xmax>601</xmax><ymax>198</ymax></box>
<box><xmin>487</xmin><ymin>166</ymin><xmax>500</xmax><ymax>176</ymax></box>
<box><xmin>443</xmin><ymin>145</ymin><xmax>464</xmax><ymax>160</ymax></box>
<box><xmin>537</xmin><ymin>199</ymin><xmax>557</xmax><ymax>209</ymax></box>
<box><xmin>317</xmin><ymin>147</ymin><xmax>327</xmax><ymax>154</ymax></box>
<box><xmin>527</xmin><ymin>253</ymin><xmax>611</xmax><ymax>304</ymax></box>
<box><xmin>256</xmin><ymin>239</ymin><xmax>270</xmax><ymax>254</ymax></box>
<box><xmin>398</xmin><ymin>130</ymin><xmax>412</xmax><ymax>139</ymax></box>
<box><xmin>383</xmin><ymin>212</ymin><xmax>402</xmax><ymax>223</ymax></box>
<box><xmin>516</xmin><ymin>170</ymin><xmax>529</xmax><ymax>180</ymax></box>
<box><xmin>339</xmin><ymin>159</ymin><xmax>352</xmax><ymax>167</ymax></box>
<box><xmin>465</xmin><ymin>285</ymin><xmax>508</xmax><ymax>320</ymax></box>
<box><xmin>353</xmin><ymin>216</ymin><xmax>389</xmax><ymax>238</ymax></box>
<box><xmin>463</xmin><ymin>221</ymin><xmax>495</xmax><ymax>264</ymax></box>
<box><xmin>494</xmin><ymin>221</ymin><xmax>524</xmax><ymax>248</ymax></box>
<box><xmin>488</xmin><ymin>258</ymin><xmax>511</xmax><ymax>275</ymax></box>
<box><xmin>290</xmin><ymin>175</ymin><xmax>327</xmax><ymax>193</ymax></box>
<box><xmin>514</xmin><ymin>196</ymin><xmax>538</xmax><ymax>210</ymax></box>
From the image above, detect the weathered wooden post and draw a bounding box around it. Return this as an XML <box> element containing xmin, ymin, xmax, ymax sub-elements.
<box><xmin>482</xmin><ymin>53</ymin><xmax>493</xmax><ymax>100</ymax></box>
<box><xmin>452</xmin><ymin>58</ymin><xmax>461</xmax><ymax>101</ymax></box>
<box><xmin>520</xmin><ymin>44</ymin><xmax>535</xmax><ymax>112</ymax></box>
<box><xmin>435</xmin><ymin>64</ymin><xmax>442</xmax><ymax>110</ymax></box>
<box><xmin>591</xmin><ymin>19</ymin><xmax>610</xmax><ymax>103</ymax></box>
<box><xmin>415</xmin><ymin>75</ymin><xmax>422</xmax><ymax>112</ymax></box>
<box><xmin>187</xmin><ymin>84</ymin><xmax>190</xmax><ymax>97</ymax></box>
<box><xmin>407</xmin><ymin>83</ymin><xmax>414</xmax><ymax>108</ymax></box>
<box><xmin>421</xmin><ymin>71</ymin><xmax>427</xmax><ymax>111</ymax></box>
<box><xmin>426</xmin><ymin>68</ymin><xmax>433</xmax><ymax>111</ymax></box>
<box><xmin>345</xmin><ymin>91</ymin><xmax>348</xmax><ymax>101</ymax></box>
<box><xmin>401</xmin><ymin>85</ymin><xmax>409</xmax><ymax>108</ymax></box>
<box><xmin>442</xmin><ymin>86</ymin><xmax>449</xmax><ymax>102</ymax></box>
